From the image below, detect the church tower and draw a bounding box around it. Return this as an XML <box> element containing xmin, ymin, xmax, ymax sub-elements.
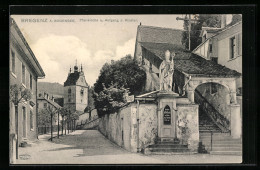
<box><xmin>64</xmin><ymin>61</ymin><xmax>89</xmax><ymax>113</ymax></box>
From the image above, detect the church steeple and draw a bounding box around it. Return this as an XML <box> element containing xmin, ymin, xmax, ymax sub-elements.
<box><xmin>74</xmin><ymin>60</ymin><xmax>78</xmax><ymax>72</ymax></box>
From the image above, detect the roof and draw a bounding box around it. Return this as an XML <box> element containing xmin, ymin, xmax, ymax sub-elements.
<box><xmin>137</xmin><ymin>25</ymin><xmax>184</xmax><ymax>46</ymax></box>
<box><xmin>64</xmin><ymin>72</ymin><xmax>80</xmax><ymax>86</ymax></box>
<box><xmin>193</xmin><ymin>21</ymin><xmax>242</xmax><ymax>53</ymax></box>
<box><xmin>141</xmin><ymin>42</ymin><xmax>241</xmax><ymax>78</ymax></box>
<box><xmin>10</xmin><ymin>18</ymin><xmax>45</xmax><ymax>78</ymax></box>
<box><xmin>38</xmin><ymin>96</ymin><xmax>62</xmax><ymax>109</ymax></box>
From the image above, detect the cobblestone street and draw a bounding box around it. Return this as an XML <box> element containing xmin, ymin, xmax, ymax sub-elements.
<box><xmin>14</xmin><ymin>130</ymin><xmax>242</xmax><ymax>164</ymax></box>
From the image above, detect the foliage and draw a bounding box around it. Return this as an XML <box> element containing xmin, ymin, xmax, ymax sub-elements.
<box><xmin>38</xmin><ymin>106</ymin><xmax>58</xmax><ymax>126</ymax></box>
<box><xmin>93</xmin><ymin>55</ymin><xmax>146</xmax><ymax>117</ymax></box>
<box><xmin>94</xmin><ymin>84</ymin><xmax>129</xmax><ymax>117</ymax></box>
<box><xmin>84</xmin><ymin>86</ymin><xmax>95</xmax><ymax>113</ymax></box>
<box><xmin>227</xmin><ymin>14</ymin><xmax>242</xmax><ymax>26</ymax></box>
<box><xmin>94</xmin><ymin>55</ymin><xmax>146</xmax><ymax>95</ymax></box>
<box><xmin>38</xmin><ymin>109</ymin><xmax>51</xmax><ymax>126</ymax></box>
<box><xmin>59</xmin><ymin>107</ymin><xmax>69</xmax><ymax>118</ymax></box>
<box><xmin>10</xmin><ymin>84</ymin><xmax>32</xmax><ymax>104</ymax></box>
<box><xmin>182</xmin><ymin>14</ymin><xmax>222</xmax><ymax>51</ymax></box>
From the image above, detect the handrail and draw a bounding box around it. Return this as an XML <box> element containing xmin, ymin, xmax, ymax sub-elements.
<box><xmin>195</xmin><ymin>89</ymin><xmax>230</xmax><ymax>132</ymax></box>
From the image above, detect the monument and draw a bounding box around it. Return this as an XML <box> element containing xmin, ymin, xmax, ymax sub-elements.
<box><xmin>157</xmin><ymin>50</ymin><xmax>179</xmax><ymax>142</ymax></box>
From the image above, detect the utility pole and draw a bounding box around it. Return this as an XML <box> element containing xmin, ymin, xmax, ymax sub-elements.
<box><xmin>176</xmin><ymin>14</ymin><xmax>199</xmax><ymax>51</ymax></box>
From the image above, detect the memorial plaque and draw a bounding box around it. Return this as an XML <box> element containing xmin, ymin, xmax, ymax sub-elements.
<box><xmin>163</xmin><ymin>105</ymin><xmax>171</xmax><ymax>125</ymax></box>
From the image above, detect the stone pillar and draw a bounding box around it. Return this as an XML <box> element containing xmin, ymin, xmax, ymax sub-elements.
<box><xmin>230</xmin><ymin>91</ymin><xmax>237</xmax><ymax>104</ymax></box>
<box><xmin>230</xmin><ymin>104</ymin><xmax>241</xmax><ymax>139</ymax></box>
<box><xmin>187</xmin><ymin>90</ymin><xmax>195</xmax><ymax>104</ymax></box>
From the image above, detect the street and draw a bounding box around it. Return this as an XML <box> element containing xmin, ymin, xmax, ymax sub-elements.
<box><xmin>14</xmin><ymin>130</ymin><xmax>242</xmax><ymax>164</ymax></box>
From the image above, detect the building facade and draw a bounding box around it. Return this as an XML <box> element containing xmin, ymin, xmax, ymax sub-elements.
<box><xmin>131</xmin><ymin>24</ymin><xmax>242</xmax><ymax>154</ymax></box>
<box><xmin>193</xmin><ymin>21</ymin><xmax>242</xmax><ymax>93</ymax></box>
<box><xmin>64</xmin><ymin>64</ymin><xmax>89</xmax><ymax>113</ymax></box>
<box><xmin>10</xmin><ymin>18</ymin><xmax>45</xmax><ymax>162</ymax></box>
<box><xmin>37</xmin><ymin>92</ymin><xmax>62</xmax><ymax>125</ymax></box>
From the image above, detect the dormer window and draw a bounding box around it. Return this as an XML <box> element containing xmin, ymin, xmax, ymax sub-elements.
<box><xmin>80</xmin><ymin>88</ymin><xmax>84</xmax><ymax>95</ymax></box>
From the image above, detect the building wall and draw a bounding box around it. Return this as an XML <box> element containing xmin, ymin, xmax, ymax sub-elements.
<box><xmin>10</xmin><ymin>39</ymin><xmax>38</xmax><ymax>143</ymax></box>
<box><xmin>98</xmin><ymin>103</ymin><xmax>158</xmax><ymax>153</ymax></box>
<box><xmin>75</xmin><ymin>85</ymin><xmax>88</xmax><ymax>112</ymax></box>
<box><xmin>37</xmin><ymin>99</ymin><xmax>62</xmax><ymax>125</ymax></box>
<box><xmin>176</xmin><ymin>105</ymin><xmax>199</xmax><ymax>151</ymax></box>
<box><xmin>98</xmin><ymin>101</ymin><xmax>199</xmax><ymax>152</ymax></box>
<box><xmin>132</xmin><ymin>104</ymin><xmax>158</xmax><ymax>152</ymax></box>
<box><xmin>64</xmin><ymin>85</ymin><xmax>76</xmax><ymax>112</ymax></box>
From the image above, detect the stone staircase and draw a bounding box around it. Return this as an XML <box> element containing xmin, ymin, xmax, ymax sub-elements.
<box><xmin>144</xmin><ymin>139</ymin><xmax>193</xmax><ymax>155</ymax></box>
<box><xmin>200</xmin><ymin>132</ymin><xmax>242</xmax><ymax>155</ymax></box>
<box><xmin>198</xmin><ymin>100</ymin><xmax>242</xmax><ymax>155</ymax></box>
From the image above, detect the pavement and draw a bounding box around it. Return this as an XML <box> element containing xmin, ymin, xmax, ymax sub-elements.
<box><xmin>14</xmin><ymin>130</ymin><xmax>242</xmax><ymax>164</ymax></box>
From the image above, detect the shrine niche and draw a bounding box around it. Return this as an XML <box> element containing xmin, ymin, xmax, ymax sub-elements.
<box><xmin>163</xmin><ymin>105</ymin><xmax>171</xmax><ymax>125</ymax></box>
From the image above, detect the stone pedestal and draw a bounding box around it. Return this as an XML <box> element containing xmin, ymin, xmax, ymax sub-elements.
<box><xmin>230</xmin><ymin>104</ymin><xmax>241</xmax><ymax>139</ymax></box>
<box><xmin>157</xmin><ymin>91</ymin><xmax>179</xmax><ymax>141</ymax></box>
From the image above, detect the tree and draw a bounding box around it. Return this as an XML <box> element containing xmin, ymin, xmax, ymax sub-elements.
<box><xmin>59</xmin><ymin>108</ymin><xmax>68</xmax><ymax>136</ymax></box>
<box><xmin>70</xmin><ymin>112</ymin><xmax>79</xmax><ymax>131</ymax></box>
<box><xmin>10</xmin><ymin>84</ymin><xmax>32</xmax><ymax>159</ymax></box>
<box><xmin>93</xmin><ymin>55</ymin><xmax>146</xmax><ymax>117</ymax></box>
<box><xmin>44</xmin><ymin>106</ymin><xmax>57</xmax><ymax>141</ymax></box>
<box><xmin>94</xmin><ymin>55</ymin><xmax>146</xmax><ymax>95</ymax></box>
<box><xmin>38</xmin><ymin>109</ymin><xmax>51</xmax><ymax>134</ymax></box>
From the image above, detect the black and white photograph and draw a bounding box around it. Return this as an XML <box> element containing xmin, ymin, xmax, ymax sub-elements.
<box><xmin>9</xmin><ymin>12</ymin><xmax>244</xmax><ymax>164</ymax></box>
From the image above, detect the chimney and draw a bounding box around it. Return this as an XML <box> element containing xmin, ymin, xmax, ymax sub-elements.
<box><xmin>221</xmin><ymin>15</ymin><xmax>227</xmax><ymax>28</ymax></box>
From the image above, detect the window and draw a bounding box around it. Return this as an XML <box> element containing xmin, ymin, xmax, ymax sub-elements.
<box><xmin>209</xmin><ymin>44</ymin><xmax>213</xmax><ymax>53</ymax></box>
<box><xmin>210</xmin><ymin>83</ymin><xmax>218</xmax><ymax>94</ymax></box>
<box><xmin>22</xmin><ymin>63</ymin><xmax>26</xmax><ymax>84</ymax></box>
<box><xmin>11</xmin><ymin>50</ymin><xmax>15</xmax><ymax>73</ymax></box>
<box><xmin>68</xmin><ymin>94</ymin><xmax>71</xmax><ymax>102</ymax></box>
<box><xmin>68</xmin><ymin>88</ymin><xmax>71</xmax><ymax>94</ymax></box>
<box><xmin>80</xmin><ymin>88</ymin><xmax>84</xmax><ymax>95</ymax></box>
<box><xmin>30</xmin><ymin>74</ymin><xmax>33</xmax><ymax>89</ymax></box>
<box><xmin>44</xmin><ymin>103</ymin><xmax>47</xmax><ymax>108</ymax></box>
<box><xmin>39</xmin><ymin>93</ymin><xmax>42</xmax><ymax>97</ymax></box>
<box><xmin>230</xmin><ymin>36</ymin><xmax>236</xmax><ymax>59</ymax></box>
<box><xmin>30</xmin><ymin>111</ymin><xmax>33</xmax><ymax>130</ymax></box>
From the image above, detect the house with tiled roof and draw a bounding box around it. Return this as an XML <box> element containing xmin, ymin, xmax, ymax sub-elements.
<box><xmin>37</xmin><ymin>92</ymin><xmax>62</xmax><ymax>126</ymax></box>
<box><xmin>133</xmin><ymin>24</ymin><xmax>242</xmax><ymax>155</ymax></box>
<box><xmin>63</xmin><ymin>63</ymin><xmax>89</xmax><ymax>113</ymax></box>
<box><xmin>10</xmin><ymin>18</ymin><xmax>45</xmax><ymax>162</ymax></box>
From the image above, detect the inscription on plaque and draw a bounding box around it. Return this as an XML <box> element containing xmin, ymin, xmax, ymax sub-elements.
<box><xmin>163</xmin><ymin>105</ymin><xmax>171</xmax><ymax>125</ymax></box>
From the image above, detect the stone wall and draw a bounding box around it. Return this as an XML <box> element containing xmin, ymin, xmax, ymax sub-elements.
<box><xmin>98</xmin><ymin>103</ymin><xmax>158</xmax><ymax>153</ymax></box>
<box><xmin>132</xmin><ymin>104</ymin><xmax>158</xmax><ymax>152</ymax></box>
<box><xmin>176</xmin><ymin>104</ymin><xmax>199</xmax><ymax>151</ymax></box>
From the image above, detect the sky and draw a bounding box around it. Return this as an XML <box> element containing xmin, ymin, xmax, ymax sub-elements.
<box><xmin>12</xmin><ymin>15</ymin><xmax>232</xmax><ymax>86</ymax></box>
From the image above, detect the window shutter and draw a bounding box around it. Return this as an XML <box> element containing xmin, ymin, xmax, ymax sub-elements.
<box><xmin>234</xmin><ymin>35</ymin><xmax>238</xmax><ymax>57</ymax></box>
<box><xmin>238</xmin><ymin>33</ymin><xmax>242</xmax><ymax>56</ymax></box>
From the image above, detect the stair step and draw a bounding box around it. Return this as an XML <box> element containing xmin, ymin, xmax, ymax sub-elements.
<box><xmin>210</xmin><ymin>151</ymin><xmax>242</xmax><ymax>155</ymax></box>
<box><xmin>149</xmin><ymin>148</ymin><xmax>190</xmax><ymax>152</ymax></box>
<box><xmin>148</xmin><ymin>144</ymin><xmax>188</xmax><ymax>149</ymax></box>
<box><xmin>211</xmin><ymin>146</ymin><xmax>242</xmax><ymax>151</ymax></box>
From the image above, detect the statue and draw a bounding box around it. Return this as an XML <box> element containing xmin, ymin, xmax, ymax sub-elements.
<box><xmin>159</xmin><ymin>50</ymin><xmax>175</xmax><ymax>91</ymax></box>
